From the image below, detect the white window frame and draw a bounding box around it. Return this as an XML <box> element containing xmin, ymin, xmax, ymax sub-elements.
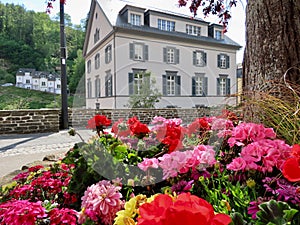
<box><xmin>105</xmin><ymin>45</ymin><xmax>112</xmax><ymax>64</ymax></box>
<box><xmin>196</xmin><ymin>51</ymin><xmax>204</xmax><ymax>66</ymax></box>
<box><xmin>130</xmin><ymin>13</ymin><xmax>141</xmax><ymax>26</ymax></box>
<box><xmin>215</xmin><ymin>30</ymin><xmax>222</xmax><ymax>40</ymax></box>
<box><xmin>167</xmin><ymin>48</ymin><xmax>175</xmax><ymax>64</ymax></box>
<box><xmin>134</xmin><ymin>73</ymin><xmax>143</xmax><ymax>95</ymax></box>
<box><xmin>186</xmin><ymin>24</ymin><xmax>201</xmax><ymax>36</ymax></box>
<box><xmin>167</xmin><ymin>75</ymin><xmax>175</xmax><ymax>96</ymax></box>
<box><xmin>134</xmin><ymin>43</ymin><xmax>143</xmax><ymax>60</ymax></box>
<box><xmin>158</xmin><ymin>19</ymin><xmax>175</xmax><ymax>31</ymax></box>
<box><xmin>95</xmin><ymin>53</ymin><xmax>100</xmax><ymax>69</ymax></box>
<box><xmin>219</xmin><ymin>77</ymin><xmax>227</xmax><ymax>95</ymax></box>
<box><xmin>195</xmin><ymin>76</ymin><xmax>204</xmax><ymax>96</ymax></box>
<box><xmin>220</xmin><ymin>55</ymin><xmax>227</xmax><ymax>68</ymax></box>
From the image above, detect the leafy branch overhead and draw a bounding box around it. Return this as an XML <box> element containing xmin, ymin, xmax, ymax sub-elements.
<box><xmin>178</xmin><ymin>0</ymin><xmax>237</xmax><ymax>31</ymax></box>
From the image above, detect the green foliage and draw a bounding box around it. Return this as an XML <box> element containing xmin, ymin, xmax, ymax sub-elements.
<box><xmin>0</xmin><ymin>86</ymin><xmax>73</xmax><ymax>109</ymax></box>
<box><xmin>126</xmin><ymin>72</ymin><xmax>162</xmax><ymax>108</ymax></box>
<box><xmin>0</xmin><ymin>2</ymin><xmax>86</xmax><ymax>93</ymax></box>
<box><xmin>255</xmin><ymin>200</ymin><xmax>298</xmax><ymax>225</ymax></box>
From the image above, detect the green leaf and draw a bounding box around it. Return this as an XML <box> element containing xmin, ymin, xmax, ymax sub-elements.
<box><xmin>255</xmin><ymin>200</ymin><xmax>297</xmax><ymax>225</ymax></box>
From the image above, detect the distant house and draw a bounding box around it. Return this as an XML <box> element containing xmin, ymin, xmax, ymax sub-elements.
<box><xmin>16</xmin><ymin>68</ymin><xmax>61</xmax><ymax>94</ymax></box>
<box><xmin>83</xmin><ymin>0</ymin><xmax>242</xmax><ymax>109</ymax></box>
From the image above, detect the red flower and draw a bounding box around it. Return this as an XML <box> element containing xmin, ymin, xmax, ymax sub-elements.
<box><xmin>187</xmin><ymin>117</ymin><xmax>210</xmax><ymax>136</ymax></box>
<box><xmin>127</xmin><ymin>117</ymin><xmax>150</xmax><ymax>138</ymax></box>
<box><xmin>156</xmin><ymin>124</ymin><xmax>185</xmax><ymax>152</ymax></box>
<box><xmin>137</xmin><ymin>193</ymin><xmax>231</xmax><ymax>225</ymax></box>
<box><xmin>282</xmin><ymin>157</ymin><xmax>300</xmax><ymax>182</ymax></box>
<box><xmin>282</xmin><ymin>144</ymin><xmax>300</xmax><ymax>182</ymax></box>
<box><xmin>86</xmin><ymin>115</ymin><xmax>111</xmax><ymax>136</ymax></box>
<box><xmin>111</xmin><ymin>119</ymin><xmax>131</xmax><ymax>137</ymax></box>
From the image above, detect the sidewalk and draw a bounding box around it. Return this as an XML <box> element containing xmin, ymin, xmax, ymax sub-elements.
<box><xmin>0</xmin><ymin>129</ymin><xmax>95</xmax><ymax>179</ymax></box>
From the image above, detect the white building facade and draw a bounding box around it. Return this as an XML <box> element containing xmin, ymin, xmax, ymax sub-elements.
<box><xmin>83</xmin><ymin>0</ymin><xmax>241</xmax><ymax>109</ymax></box>
<box><xmin>16</xmin><ymin>68</ymin><xmax>61</xmax><ymax>94</ymax></box>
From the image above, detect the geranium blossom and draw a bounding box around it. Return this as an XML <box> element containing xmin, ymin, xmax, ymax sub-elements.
<box><xmin>138</xmin><ymin>158</ymin><xmax>159</xmax><ymax>171</ymax></box>
<box><xmin>227</xmin><ymin>122</ymin><xmax>276</xmax><ymax>147</ymax></box>
<box><xmin>137</xmin><ymin>193</ymin><xmax>231</xmax><ymax>225</ymax></box>
<box><xmin>49</xmin><ymin>208</ymin><xmax>78</xmax><ymax>225</ymax></box>
<box><xmin>79</xmin><ymin>180</ymin><xmax>123</xmax><ymax>225</ymax></box>
<box><xmin>282</xmin><ymin>144</ymin><xmax>300</xmax><ymax>182</ymax></box>
<box><xmin>0</xmin><ymin>200</ymin><xmax>47</xmax><ymax>225</ymax></box>
<box><xmin>227</xmin><ymin>139</ymin><xmax>291</xmax><ymax>173</ymax></box>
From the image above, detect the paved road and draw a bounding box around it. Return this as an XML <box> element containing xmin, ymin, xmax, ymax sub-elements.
<box><xmin>0</xmin><ymin>129</ymin><xmax>95</xmax><ymax>178</ymax></box>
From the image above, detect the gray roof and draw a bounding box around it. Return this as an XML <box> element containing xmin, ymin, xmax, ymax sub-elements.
<box><xmin>98</xmin><ymin>0</ymin><xmax>241</xmax><ymax>48</ymax></box>
<box><xmin>16</xmin><ymin>68</ymin><xmax>36</xmax><ymax>76</ymax></box>
<box><xmin>16</xmin><ymin>69</ymin><xmax>60</xmax><ymax>80</ymax></box>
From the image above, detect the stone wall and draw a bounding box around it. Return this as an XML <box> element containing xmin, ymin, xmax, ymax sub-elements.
<box><xmin>0</xmin><ymin>108</ymin><xmax>220</xmax><ymax>134</ymax></box>
<box><xmin>0</xmin><ymin>109</ymin><xmax>59</xmax><ymax>135</ymax></box>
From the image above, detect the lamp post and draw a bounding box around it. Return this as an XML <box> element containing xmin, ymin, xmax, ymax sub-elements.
<box><xmin>60</xmin><ymin>0</ymin><xmax>68</xmax><ymax>129</ymax></box>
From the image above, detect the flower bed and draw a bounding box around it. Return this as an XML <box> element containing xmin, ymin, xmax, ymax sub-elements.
<box><xmin>1</xmin><ymin>110</ymin><xmax>300</xmax><ymax>225</ymax></box>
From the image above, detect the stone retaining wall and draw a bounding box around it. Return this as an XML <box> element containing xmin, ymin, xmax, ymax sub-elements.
<box><xmin>0</xmin><ymin>108</ymin><xmax>220</xmax><ymax>134</ymax></box>
<box><xmin>0</xmin><ymin>109</ymin><xmax>59</xmax><ymax>135</ymax></box>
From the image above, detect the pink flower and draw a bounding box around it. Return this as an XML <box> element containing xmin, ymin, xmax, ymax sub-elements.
<box><xmin>226</xmin><ymin>157</ymin><xmax>246</xmax><ymax>171</ymax></box>
<box><xmin>79</xmin><ymin>180</ymin><xmax>123</xmax><ymax>225</ymax></box>
<box><xmin>228</xmin><ymin>122</ymin><xmax>276</xmax><ymax>147</ymax></box>
<box><xmin>0</xmin><ymin>200</ymin><xmax>47</xmax><ymax>225</ymax></box>
<box><xmin>49</xmin><ymin>208</ymin><xmax>78</xmax><ymax>225</ymax></box>
<box><xmin>138</xmin><ymin>158</ymin><xmax>159</xmax><ymax>171</ymax></box>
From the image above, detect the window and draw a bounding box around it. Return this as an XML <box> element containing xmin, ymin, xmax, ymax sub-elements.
<box><xmin>186</xmin><ymin>24</ymin><xmax>201</xmax><ymax>36</ymax></box>
<box><xmin>158</xmin><ymin>19</ymin><xmax>175</xmax><ymax>31</ymax></box>
<box><xmin>94</xmin><ymin>28</ymin><xmax>100</xmax><ymax>43</ymax></box>
<box><xmin>130</xmin><ymin>13</ymin><xmax>141</xmax><ymax>26</ymax></box>
<box><xmin>95</xmin><ymin>76</ymin><xmax>100</xmax><ymax>98</ymax></box>
<box><xmin>128</xmin><ymin>70</ymin><xmax>149</xmax><ymax>95</ymax></box>
<box><xmin>192</xmin><ymin>74</ymin><xmax>208</xmax><ymax>96</ymax></box>
<box><xmin>87</xmin><ymin>79</ymin><xmax>92</xmax><ymax>98</ymax></box>
<box><xmin>105</xmin><ymin>45</ymin><xmax>112</xmax><ymax>63</ymax></box>
<box><xmin>217</xmin><ymin>54</ymin><xmax>230</xmax><ymax>69</ymax></box>
<box><xmin>217</xmin><ymin>75</ymin><xmax>230</xmax><ymax>96</ymax></box>
<box><xmin>87</xmin><ymin>60</ymin><xmax>91</xmax><ymax>73</ymax></box>
<box><xmin>95</xmin><ymin>53</ymin><xmax>100</xmax><ymax>69</ymax></box>
<box><xmin>193</xmin><ymin>51</ymin><xmax>207</xmax><ymax>67</ymax></box>
<box><xmin>162</xmin><ymin>71</ymin><xmax>181</xmax><ymax>96</ymax></box>
<box><xmin>215</xmin><ymin>30</ymin><xmax>222</xmax><ymax>40</ymax></box>
<box><xmin>105</xmin><ymin>73</ymin><xmax>112</xmax><ymax>97</ymax></box>
<box><xmin>57</xmin><ymin>84</ymin><xmax>61</xmax><ymax>89</ymax></box>
<box><xmin>129</xmin><ymin>43</ymin><xmax>149</xmax><ymax>61</ymax></box>
<box><xmin>41</xmin><ymin>82</ymin><xmax>46</xmax><ymax>86</ymax></box>
<box><xmin>26</xmin><ymin>79</ymin><xmax>30</xmax><ymax>84</ymax></box>
<box><xmin>163</xmin><ymin>47</ymin><xmax>179</xmax><ymax>64</ymax></box>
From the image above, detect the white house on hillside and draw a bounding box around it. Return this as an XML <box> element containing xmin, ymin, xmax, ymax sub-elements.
<box><xmin>16</xmin><ymin>68</ymin><xmax>61</xmax><ymax>94</ymax></box>
<box><xmin>83</xmin><ymin>0</ymin><xmax>241</xmax><ymax>109</ymax></box>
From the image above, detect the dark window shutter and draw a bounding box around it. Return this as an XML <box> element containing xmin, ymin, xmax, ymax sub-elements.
<box><xmin>162</xmin><ymin>75</ymin><xmax>167</xmax><ymax>95</ymax></box>
<box><xmin>175</xmin><ymin>49</ymin><xmax>180</xmax><ymax>64</ymax></box>
<box><xmin>105</xmin><ymin>47</ymin><xmax>108</xmax><ymax>63</ymax></box>
<box><xmin>129</xmin><ymin>43</ymin><xmax>134</xmax><ymax>59</ymax></box>
<box><xmin>128</xmin><ymin>73</ymin><xmax>134</xmax><ymax>95</ymax></box>
<box><xmin>203</xmin><ymin>77</ymin><xmax>208</xmax><ymax>96</ymax></box>
<box><xmin>193</xmin><ymin>52</ymin><xmax>196</xmax><ymax>66</ymax></box>
<box><xmin>203</xmin><ymin>52</ymin><xmax>207</xmax><ymax>65</ymax></box>
<box><xmin>217</xmin><ymin>78</ymin><xmax>220</xmax><ymax>96</ymax></box>
<box><xmin>94</xmin><ymin>79</ymin><xmax>97</xmax><ymax>97</ymax></box>
<box><xmin>175</xmin><ymin>75</ymin><xmax>181</xmax><ymax>95</ymax></box>
<box><xmin>192</xmin><ymin>77</ymin><xmax>196</xmax><ymax>96</ymax></box>
<box><xmin>226</xmin><ymin>55</ymin><xmax>230</xmax><ymax>68</ymax></box>
<box><xmin>217</xmin><ymin>54</ymin><xmax>221</xmax><ymax>68</ymax></box>
<box><xmin>144</xmin><ymin>45</ymin><xmax>149</xmax><ymax>61</ymax></box>
<box><xmin>163</xmin><ymin>48</ymin><xmax>167</xmax><ymax>62</ymax></box>
<box><xmin>105</xmin><ymin>79</ymin><xmax>108</xmax><ymax>96</ymax></box>
<box><xmin>226</xmin><ymin>78</ymin><xmax>231</xmax><ymax>95</ymax></box>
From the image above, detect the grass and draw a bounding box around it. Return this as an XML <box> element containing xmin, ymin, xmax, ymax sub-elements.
<box><xmin>0</xmin><ymin>86</ymin><xmax>78</xmax><ymax>110</ymax></box>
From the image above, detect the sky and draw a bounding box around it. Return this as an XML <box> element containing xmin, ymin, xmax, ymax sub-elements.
<box><xmin>1</xmin><ymin>0</ymin><xmax>246</xmax><ymax>63</ymax></box>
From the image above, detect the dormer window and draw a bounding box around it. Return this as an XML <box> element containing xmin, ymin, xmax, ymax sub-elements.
<box><xmin>158</xmin><ymin>19</ymin><xmax>175</xmax><ymax>31</ymax></box>
<box><xmin>130</xmin><ymin>13</ymin><xmax>141</xmax><ymax>26</ymax></box>
<box><xmin>215</xmin><ymin>30</ymin><xmax>222</xmax><ymax>40</ymax></box>
<box><xmin>186</xmin><ymin>24</ymin><xmax>201</xmax><ymax>36</ymax></box>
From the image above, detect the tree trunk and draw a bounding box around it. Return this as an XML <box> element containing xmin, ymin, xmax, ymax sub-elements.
<box><xmin>243</xmin><ymin>0</ymin><xmax>300</xmax><ymax>120</ymax></box>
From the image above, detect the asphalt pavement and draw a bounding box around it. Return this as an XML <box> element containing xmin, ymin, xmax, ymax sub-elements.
<box><xmin>0</xmin><ymin>129</ymin><xmax>95</xmax><ymax>178</ymax></box>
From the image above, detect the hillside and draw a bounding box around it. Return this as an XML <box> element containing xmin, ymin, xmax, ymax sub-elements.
<box><xmin>0</xmin><ymin>86</ymin><xmax>74</xmax><ymax>110</ymax></box>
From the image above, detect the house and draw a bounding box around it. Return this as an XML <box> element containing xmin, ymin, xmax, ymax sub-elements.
<box><xmin>16</xmin><ymin>68</ymin><xmax>61</xmax><ymax>94</ymax></box>
<box><xmin>83</xmin><ymin>0</ymin><xmax>241</xmax><ymax>109</ymax></box>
